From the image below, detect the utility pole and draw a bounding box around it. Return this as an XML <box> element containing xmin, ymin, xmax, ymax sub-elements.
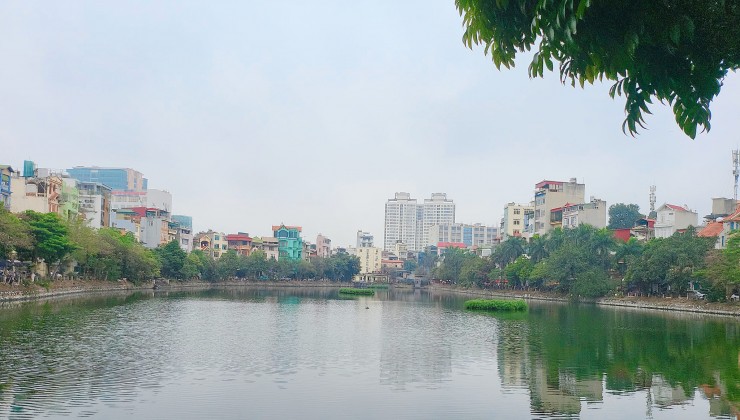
<box><xmin>733</xmin><ymin>150</ymin><xmax>739</xmax><ymax>202</ymax></box>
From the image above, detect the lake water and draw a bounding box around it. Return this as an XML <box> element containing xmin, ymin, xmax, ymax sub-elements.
<box><xmin>0</xmin><ymin>287</ymin><xmax>737</xmax><ymax>419</ymax></box>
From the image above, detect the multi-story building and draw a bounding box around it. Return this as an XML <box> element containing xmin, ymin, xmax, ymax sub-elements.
<box><xmin>253</xmin><ymin>237</ymin><xmax>279</xmax><ymax>260</ymax></box>
<box><xmin>111</xmin><ymin>208</ymin><xmax>143</xmax><ymax>242</ymax></box>
<box><xmin>132</xmin><ymin>207</ymin><xmax>170</xmax><ymax>248</ymax></box>
<box><xmin>146</xmin><ymin>189</ymin><xmax>172</xmax><ymax>213</ymax></box>
<box><xmin>66</xmin><ymin>166</ymin><xmax>146</xmax><ymax>192</ymax></box>
<box><xmin>194</xmin><ymin>230</ymin><xmax>228</xmax><ymax>258</ymax></box>
<box><xmin>393</xmin><ymin>241</ymin><xmax>408</xmax><ymax>260</ymax></box>
<box><xmin>560</xmin><ymin>198</ymin><xmax>607</xmax><ymax>229</ymax></box>
<box><xmin>356</xmin><ymin>230</ymin><xmax>374</xmax><ymax>248</ymax></box>
<box><xmin>384</xmin><ymin>192</ymin><xmax>420</xmax><ymax>251</ymax></box>
<box><xmin>502</xmin><ymin>202</ymin><xmax>534</xmax><ymax>239</ymax></box>
<box><xmin>171</xmin><ymin>215</ymin><xmax>193</xmax><ymax>252</ymax></box>
<box><xmin>654</xmin><ymin>204</ymin><xmax>699</xmax><ymax>238</ymax></box>
<box><xmin>384</xmin><ymin>192</ymin><xmax>456</xmax><ymax>252</ymax></box>
<box><xmin>111</xmin><ymin>191</ymin><xmax>147</xmax><ymax>213</ymax></box>
<box><xmin>226</xmin><ymin>233</ymin><xmax>252</xmax><ymax>256</ymax></box>
<box><xmin>59</xmin><ymin>177</ymin><xmax>80</xmax><ymax>222</ymax></box>
<box><xmin>172</xmin><ymin>215</ymin><xmax>192</xmax><ymax>230</ymax></box>
<box><xmin>533</xmin><ymin>179</ymin><xmax>585</xmax><ymax>235</ymax></box>
<box><xmin>421</xmin><ymin>193</ymin><xmax>456</xmax><ymax>247</ymax></box>
<box><xmin>273</xmin><ymin>224</ymin><xmax>303</xmax><ymax>261</ymax></box>
<box><xmin>10</xmin><ymin>165</ymin><xmax>63</xmax><ymax>215</ymax></box>
<box><xmin>316</xmin><ymin>234</ymin><xmax>332</xmax><ymax>258</ymax></box>
<box><xmin>356</xmin><ymin>247</ymin><xmax>382</xmax><ymax>274</ymax></box>
<box><xmin>78</xmin><ymin>182</ymin><xmax>112</xmax><ymax>229</ymax></box>
<box><xmin>429</xmin><ymin>223</ymin><xmax>498</xmax><ymax>247</ymax></box>
<box><xmin>174</xmin><ymin>224</ymin><xmax>193</xmax><ymax>252</ymax></box>
<box><xmin>0</xmin><ymin>165</ymin><xmax>15</xmax><ymax>210</ymax></box>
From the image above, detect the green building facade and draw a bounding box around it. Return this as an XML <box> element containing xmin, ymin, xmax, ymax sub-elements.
<box><xmin>273</xmin><ymin>224</ymin><xmax>303</xmax><ymax>261</ymax></box>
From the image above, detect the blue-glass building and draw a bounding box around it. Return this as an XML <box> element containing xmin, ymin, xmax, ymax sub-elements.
<box><xmin>66</xmin><ymin>167</ymin><xmax>147</xmax><ymax>192</ymax></box>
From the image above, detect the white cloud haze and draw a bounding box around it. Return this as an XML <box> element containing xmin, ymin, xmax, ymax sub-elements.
<box><xmin>2</xmin><ymin>1</ymin><xmax>739</xmax><ymax>246</ymax></box>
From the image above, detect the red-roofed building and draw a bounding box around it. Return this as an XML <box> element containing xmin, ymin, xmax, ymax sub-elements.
<box><xmin>226</xmin><ymin>233</ymin><xmax>253</xmax><ymax>256</ymax></box>
<box><xmin>655</xmin><ymin>203</ymin><xmax>699</xmax><ymax>238</ymax></box>
<box><xmin>436</xmin><ymin>242</ymin><xmax>467</xmax><ymax>256</ymax></box>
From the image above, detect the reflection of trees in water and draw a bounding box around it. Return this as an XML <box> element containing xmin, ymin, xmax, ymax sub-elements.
<box><xmin>495</xmin><ymin>302</ymin><xmax>740</xmax><ymax>417</ymax></box>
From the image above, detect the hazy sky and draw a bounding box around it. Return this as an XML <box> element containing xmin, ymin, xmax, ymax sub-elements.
<box><xmin>2</xmin><ymin>1</ymin><xmax>739</xmax><ymax>247</ymax></box>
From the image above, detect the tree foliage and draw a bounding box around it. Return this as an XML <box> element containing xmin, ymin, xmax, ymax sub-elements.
<box><xmin>0</xmin><ymin>207</ymin><xmax>32</xmax><ymax>258</ymax></box>
<box><xmin>626</xmin><ymin>229</ymin><xmax>713</xmax><ymax>295</ymax></box>
<box><xmin>19</xmin><ymin>211</ymin><xmax>75</xmax><ymax>266</ymax></box>
<box><xmin>456</xmin><ymin>0</ymin><xmax>740</xmax><ymax>138</ymax></box>
<box><xmin>608</xmin><ymin>203</ymin><xmax>643</xmax><ymax>229</ymax></box>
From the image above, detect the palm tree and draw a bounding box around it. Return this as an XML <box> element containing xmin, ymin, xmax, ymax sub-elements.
<box><xmin>528</xmin><ymin>234</ymin><xmax>548</xmax><ymax>263</ymax></box>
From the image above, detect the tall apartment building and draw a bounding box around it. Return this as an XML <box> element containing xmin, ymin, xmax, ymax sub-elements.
<box><xmin>67</xmin><ymin>167</ymin><xmax>147</xmax><ymax>192</ymax></box>
<box><xmin>384</xmin><ymin>192</ymin><xmax>420</xmax><ymax>251</ymax></box>
<box><xmin>533</xmin><ymin>179</ymin><xmax>585</xmax><ymax>235</ymax></box>
<box><xmin>502</xmin><ymin>202</ymin><xmax>534</xmax><ymax>239</ymax></box>
<box><xmin>428</xmin><ymin>223</ymin><xmax>498</xmax><ymax>247</ymax></box>
<box><xmin>421</xmin><ymin>193</ymin><xmax>456</xmax><ymax>248</ymax></box>
<box><xmin>383</xmin><ymin>192</ymin><xmax>455</xmax><ymax>252</ymax></box>
<box><xmin>356</xmin><ymin>230</ymin><xmax>374</xmax><ymax>248</ymax></box>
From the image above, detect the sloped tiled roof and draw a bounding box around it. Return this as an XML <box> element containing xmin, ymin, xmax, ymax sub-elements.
<box><xmin>723</xmin><ymin>203</ymin><xmax>740</xmax><ymax>222</ymax></box>
<box><xmin>698</xmin><ymin>221</ymin><xmax>724</xmax><ymax>238</ymax></box>
<box><xmin>665</xmin><ymin>204</ymin><xmax>690</xmax><ymax>212</ymax></box>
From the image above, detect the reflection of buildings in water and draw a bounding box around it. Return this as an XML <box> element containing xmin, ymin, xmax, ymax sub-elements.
<box><xmin>699</xmin><ymin>372</ymin><xmax>736</xmax><ymax>418</ymax></box>
<box><xmin>497</xmin><ymin>319</ymin><xmax>603</xmax><ymax>417</ymax></box>
<box><xmin>650</xmin><ymin>375</ymin><xmax>690</xmax><ymax>407</ymax></box>
<box><xmin>378</xmin><ymin>303</ymin><xmax>452</xmax><ymax>388</ymax></box>
<box><xmin>528</xmin><ymin>364</ymin><xmax>604</xmax><ymax>416</ymax></box>
<box><xmin>497</xmin><ymin>321</ymin><xmax>530</xmax><ymax>389</ymax></box>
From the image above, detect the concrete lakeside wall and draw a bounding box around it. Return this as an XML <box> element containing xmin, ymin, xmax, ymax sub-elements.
<box><xmin>2</xmin><ymin>280</ymin><xmax>739</xmax><ymax>317</ymax></box>
<box><xmin>429</xmin><ymin>285</ymin><xmax>740</xmax><ymax>317</ymax></box>
<box><xmin>0</xmin><ymin>279</ymin><xmax>350</xmax><ymax>303</ymax></box>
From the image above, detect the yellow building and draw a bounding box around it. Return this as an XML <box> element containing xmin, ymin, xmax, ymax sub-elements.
<box><xmin>356</xmin><ymin>247</ymin><xmax>382</xmax><ymax>274</ymax></box>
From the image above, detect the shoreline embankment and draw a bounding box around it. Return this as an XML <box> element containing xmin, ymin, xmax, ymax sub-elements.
<box><xmin>1</xmin><ymin>280</ymin><xmax>739</xmax><ymax>316</ymax></box>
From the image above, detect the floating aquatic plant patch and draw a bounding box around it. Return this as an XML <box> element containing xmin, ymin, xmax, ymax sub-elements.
<box><xmin>464</xmin><ymin>299</ymin><xmax>527</xmax><ymax>311</ymax></box>
<box><xmin>339</xmin><ymin>288</ymin><xmax>375</xmax><ymax>296</ymax></box>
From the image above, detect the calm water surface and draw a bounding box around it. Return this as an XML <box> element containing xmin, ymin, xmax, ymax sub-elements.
<box><xmin>0</xmin><ymin>287</ymin><xmax>737</xmax><ymax>419</ymax></box>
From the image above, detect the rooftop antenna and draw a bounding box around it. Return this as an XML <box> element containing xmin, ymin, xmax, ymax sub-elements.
<box><xmin>733</xmin><ymin>150</ymin><xmax>740</xmax><ymax>202</ymax></box>
<box><xmin>649</xmin><ymin>185</ymin><xmax>656</xmax><ymax>214</ymax></box>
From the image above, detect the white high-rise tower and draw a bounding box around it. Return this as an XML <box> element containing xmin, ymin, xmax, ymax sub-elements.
<box><xmin>421</xmin><ymin>193</ymin><xmax>456</xmax><ymax>248</ymax></box>
<box><xmin>384</xmin><ymin>192</ymin><xmax>456</xmax><ymax>251</ymax></box>
<box><xmin>384</xmin><ymin>192</ymin><xmax>419</xmax><ymax>251</ymax></box>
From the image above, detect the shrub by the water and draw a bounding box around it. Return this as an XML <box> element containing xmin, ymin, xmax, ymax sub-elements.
<box><xmin>464</xmin><ymin>299</ymin><xmax>527</xmax><ymax>311</ymax></box>
<box><xmin>339</xmin><ymin>288</ymin><xmax>375</xmax><ymax>296</ymax></box>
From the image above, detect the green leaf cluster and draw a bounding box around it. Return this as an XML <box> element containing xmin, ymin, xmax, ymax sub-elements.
<box><xmin>456</xmin><ymin>0</ymin><xmax>739</xmax><ymax>138</ymax></box>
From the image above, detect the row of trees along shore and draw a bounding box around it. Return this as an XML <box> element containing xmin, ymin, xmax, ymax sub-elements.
<box><xmin>3</xmin><ymin>205</ymin><xmax>740</xmax><ymax>300</ymax></box>
<box><xmin>434</xmin><ymin>223</ymin><xmax>739</xmax><ymax>302</ymax></box>
<box><xmin>0</xmin><ymin>208</ymin><xmax>360</xmax><ymax>285</ymax></box>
